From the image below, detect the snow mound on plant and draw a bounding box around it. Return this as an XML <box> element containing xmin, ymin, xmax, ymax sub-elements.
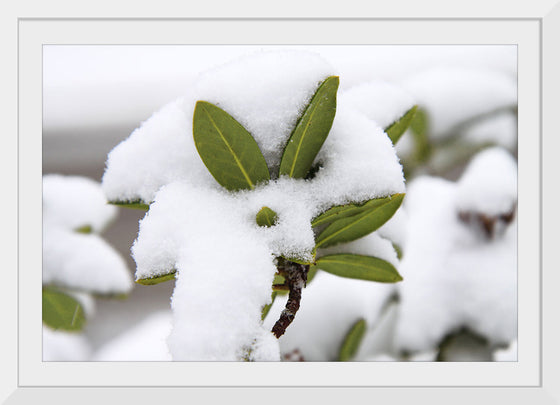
<box><xmin>43</xmin><ymin>174</ymin><xmax>117</xmax><ymax>232</ymax></box>
<box><xmin>394</xmin><ymin>148</ymin><xmax>517</xmax><ymax>353</ymax></box>
<box><xmin>43</xmin><ymin>174</ymin><xmax>133</xmax><ymax>295</ymax></box>
<box><xmin>103</xmin><ymin>50</ymin><xmax>406</xmax><ymax>361</ymax></box>
<box><xmin>401</xmin><ymin>67</ymin><xmax>517</xmax><ymax>139</ymax></box>
<box><xmin>339</xmin><ymin>80</ymin><xmax>416</xmax><ymax>129</ymax></box>
<box><xmin>455</xmin><ymin>146</ymin><xmax>517</xmax><ymax>216</ymax></box>
<box><xmin>461</xmin><ymin>111</ymin><xmax>517</xmax><ymax>150</ymax></box>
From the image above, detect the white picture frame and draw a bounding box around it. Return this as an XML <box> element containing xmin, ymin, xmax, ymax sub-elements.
<box><xmin>4</xmin><ymin>0</ymin><xmax>559</xmax><ymax>402</ymax></box>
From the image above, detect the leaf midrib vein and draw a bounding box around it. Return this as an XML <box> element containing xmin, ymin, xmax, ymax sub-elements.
<box><xmin>289</xmin><ymin>96</ymin><xmax>321</xmax><ymax>177</ymax></box>
<box><xmin>319</xmin><ymin>258</ymin><xmax>386</xmax><ymax>271</ymax></box>
<box><xmin>317</xmin><ymin>200</ymin><xmax>391</xmax><ymax>246</ymax></box>
<box><xmin>203</xmin><ymin>106</ymin><xmax>254</xmax><ymax>189</ymax></box>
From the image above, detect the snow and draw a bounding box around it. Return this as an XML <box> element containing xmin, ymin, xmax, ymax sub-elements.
<box><xmin>68</xmin><ymin>291</ymin><xmax>96</xmax><ymax>318</ymax></box>
<box><xmin>192</xmin><ymin>50</ymin><xmax>335</xmax><ymax>173</ymax></box>
<box><xmin>43</xmin><ymin>175</ymin><xmax>133</xmax><ymax>295</ymax></box>
<box><xmin>104</xmin><ymin>50</ymin><xmax>406</xmax><ymax>360</ymax></box>
<box><xmin>454</xmin><ymin>146</ymin><xmax>518</xmax><ymax>217</ymax></box>
<box><xmin>401</xmin><ymin>67</ymin><xmax>517</xmax><ymax>139</ymax></box>
<box><xmin>137</xmin><ymin>182</ymin><xmax>280</xmax><ymax>361</ymax></box>
<box><xmin>339</xmin><ymin>80</ymin><xmax>416</xmax><ymax>129</ymax></box>
<box><xmin>43</xmin><ymin>326</ymin><xmax>91</xmax><ymax>361</ymax></box>
<box><xmin>377</xmin><ymin>207</ymin><xmax>409</xmax><ymax>250</ymax></box>
<box><xmin>493</xmin><ymin>340</ymin><xmax>518</xmax><ymax>361</ymax></box>
<box><xmin>43</xmin><ymin>174</ymin><xmax>117</xmax><ymax>233</ymax></box>
<box><xmin>461</xmin><ymin>111</ymin><xmax>518</xmax><ymax>151</ymax></box>
<box><xmin>103</xmin><ymin>51</ymin><xmax>404</xmax><ymax>206</ymax></box>
<box><xmin>93</xmin><ymin>311</ymin><xmax>173</xmax><ymax>361</ymax></box>
<box><xmin>43</xmin><ymin>228</ymin><xmax>132</xmax><ymax>294</ymax></box>
<box><xmin>394</xmin><ymin>148</ymin><xmax>517</xmax><ymax>354</ymax></box>
<box><xmin>264</xmin><ymin>233</ymin><xmax>399</xmax><ymax>361</ymax></box>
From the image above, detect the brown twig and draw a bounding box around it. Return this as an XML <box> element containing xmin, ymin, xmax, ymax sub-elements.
<box><xmin>271</xmin><ymin>259</ymin><xmax>309</xmax><ymax>338</ymax></box>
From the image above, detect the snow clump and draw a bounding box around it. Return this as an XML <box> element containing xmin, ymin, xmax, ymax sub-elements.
<box><xmin>102</xmin><ymin>50</ymin><xmax>407</xmax><ymax>360</ymax></box>
<box><xmin>43</xmin><ymin>174</ymin><xmax>132</xmax><ymax>295</ymax></box>
<box><xmin>394</xmin><ymin>147</ymin><xmax>517</xmax><ymax>354</ymax></box>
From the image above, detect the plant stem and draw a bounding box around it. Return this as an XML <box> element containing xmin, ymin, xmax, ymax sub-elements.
<box><xmin>271</xmin><ymin>259</ymin><xmax>309</xmax><ymax>338</ymax></box>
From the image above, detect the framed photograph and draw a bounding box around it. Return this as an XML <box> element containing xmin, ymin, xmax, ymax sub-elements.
<box><xmin>5</xmin><ymin>0</ymin><xmax>559</xmax><ymax>403</ymax></box>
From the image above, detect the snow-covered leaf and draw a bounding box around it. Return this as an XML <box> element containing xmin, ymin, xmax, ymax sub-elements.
<box><xmin>315</xmin><ymin>193</ymin><xmax>404</xmax><ymax>248</ymax></box>
<box><xmin>385</xmin><ymin>105</ymin><xmax>417</xmax><ymax>145</ymax></box>
<box><xmin>109</xmin><ymin>200</ymin><xmax>150</xmax><ymax>211</ymax></box>
<box><xmin>315</xmin><ymin>253</ymin><xmax>403</xmax><ymax>283</ymax></box>
<box><xmin>136</xmin><ymin>270</ymin><xmax>177</xmax><ymax>285</ymax></box>
<box><xmin>43</xmin><ymin>287</ymin><xmax>86</xmax><ymax>331</ymax></box>
<box><xmin>256</xmin><ymin>206</ymin><xmax>278</xmax><ymax>227</ymax></box>
<box><xmin>279</xmin><ymin>76</ymin><xmax>339</xmax><ymax>178</ymax></box>
<box><xmin>193</xmin><ymin>101</ymin><xmax>270</xmax><ymax>191</ymax></box>
<box><xmin>338</xmin><ymin>318</ymin><xmax>367</xmax><ymax>361</ymax></box>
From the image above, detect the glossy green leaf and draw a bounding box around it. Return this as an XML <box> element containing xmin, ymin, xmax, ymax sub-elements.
<box><xmin>315</xmin><ymin>193</ymin><xmax>405</xmax><ymax>248</ymax></box>
<box><xmin>279</xmin><ymin>76</ymin><xmax>339</xmax><ymax>178</ymax></box>
<box><xmin>43</xmin><ymin>287</ymin><xmax>86</xmax><ymax>331</ymax></box>
<box><xmin>193</xmin><ymin>101</ymin><xmax>270</xmax><ymax>191</ymax></box>
<box><xmin>136</xmin><ymin>270</ymin><xmax>177</xmax><ymax>286</ymax></box>
<box><xmin>74</xmin><ymin>225</ymin><xmax>92</xmax><ymax>234</ymax></box>
<box><xmin>316</xmin><ymin>254</ymin><xmax>403</xmax><ymax>283</ymax></box>
<box><xmin>256</xmin><ymin>206</ymin><xmax>278</xmax><ymax>227</ymax></box>
<box><xmin>109</xmin><ymin>200</ymin><xmax>150</xmax><ymax>211</ymax></box>
<box><xmin>312</xmin><ymin>198</ymin><xmax>394</xmax><ymax>228</ymax></box>
<box><xmin>339</xmin><ymin>318</ymin><xmax>367</xmax><ymax>361</ymax></box>
<box><xmin>385</xmin><ymin>105</ymin><xmax>418</xmax><ymax>145</ymax></box>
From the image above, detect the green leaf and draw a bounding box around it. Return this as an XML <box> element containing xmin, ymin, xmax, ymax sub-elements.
<box><xmin>109</xmin><ymin>200</ymin><xmax>150</xmax><ymax>211</ymax></box>
<box><xmin>316</xmin><ymin>254</ymin><xmax>403</xmax><ymax>283</ymax></box>
<box><xmin>306</xmin><ymin>265</ymin><xmax>319</xmax><ymax>284</ymax></box>
<box><xmin>410</xmin><ymin>107</ymin><xmax>428</xmax><ymax>136</ymax></box>
<box><xmin>392</xmin><ymin>242</ymin><xmax>403</xmax><ymax>260</ymax></box>
<box><xmin>339</xmin><ymin>318</ymin><xmax>367</xmax><ymax>361</ymax></box>
<box><xmin>136</xmin><ymin>270</ymin><xmax>177</xmax><ymax>286</ymax></box>
<box><xmin>74</xmin><ymin>225</ymin><xmax>92</xmax><ymax>234</ymax></box>
<box><xmin>385</xmin><ymin>105</ymin><xmax>418</xmax><ymax>145</ymax></box>
<box><xmin>279</xmin><ymin>76</ymin><xmax>339</xmax><ymax>178</ymax></box>
<box><xmin>315</xmin><ymin>193</ymin><xmax>405</xmax><ymax>248</ymax></box>
<box><xmin>256</xmin><ymin>206</ymin><xmax>278</xmax><ymax>227</ymax></box>
<box><xmin>193</xmin><ymin>101</ymin><xmax>270</xmax><ymax>191</ymax></box>
<box><xmin>312</xmin><ymin>198</ymin><xmax>395</xmax><ymax>228</ymax></box>
<box><xmin>261</xmin><ymin>291</ymin><xmax>277</xmax><ymax>321</ymax></box>
<box><xmin>42</xmin><ymin>287</ymin><xmax>86</xmax><ymax>331</ymax></box>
